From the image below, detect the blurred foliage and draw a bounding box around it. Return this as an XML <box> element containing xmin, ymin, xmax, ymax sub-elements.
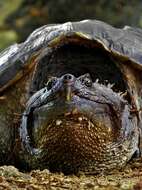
<box><xmin>0</xmin><ymin>0</ymin><xmax>21</xmax><ymax>50</ymax></box>
<box><xmin>1</xmin><ymin>0</ymin><xmax>142</xmax><ymax>49</ymax></box>
<box><xmin>0</xmin><ymin>30</ymin><xmax>17</xmax><ymax>50</ymax></box>
<box><xmin>0</xmin><ymin>0</ymin><xmax>21</xmax><ymax>26</ymax></box>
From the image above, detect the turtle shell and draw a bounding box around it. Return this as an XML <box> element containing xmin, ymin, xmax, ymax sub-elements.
<box><xmin>1</xmin><ymin>20</ymin><xmax>142</xmax><ymax>91</ymax></box>
<box><xmin>0</xmin><ymin>20</ymin><xmax>142</xmax><ymax>173</ymax></box>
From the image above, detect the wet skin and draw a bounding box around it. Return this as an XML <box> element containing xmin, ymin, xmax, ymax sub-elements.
<box><xmin>20</xmin><ymin>73</ymin><xmax>139</xmax><ymax>174</ymax></box>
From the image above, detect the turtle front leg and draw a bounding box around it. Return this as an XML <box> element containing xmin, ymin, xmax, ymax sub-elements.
<box><xmin>20</xmin><ymin>87</ymin><xmax>48</xmax><ymax>155</ymax></box>
<box><xmin>20</xmin><ymin>77</ymin><xmax>61</xmax><ymax>155</ymax></box>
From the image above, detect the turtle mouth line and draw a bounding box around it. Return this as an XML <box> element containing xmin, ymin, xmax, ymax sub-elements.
<box><xmin>52</xmin><ymin>112</ymin><xmax>94</xmax><ymax>129</ymax></box>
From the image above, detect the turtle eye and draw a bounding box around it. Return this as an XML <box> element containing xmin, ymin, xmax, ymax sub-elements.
<box><xmin>46</xmin><ymin>77</ymin><xmax>57</xmax><ymax>90</ymax></box>
<box><xmin>83</xmin><ymin>77</ymin><xmax>92</xmax><ymax>87</ymax></box>
<box><xmin>78</xmin><ymin>73</ymin><xmax>92</xmax><ymax>87</ymax></box>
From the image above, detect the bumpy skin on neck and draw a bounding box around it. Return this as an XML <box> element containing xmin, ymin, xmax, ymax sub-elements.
<box><xmin>20</xmin><ymin>74</ymin><xmax>139</xmax><ymax>174</ymax></box>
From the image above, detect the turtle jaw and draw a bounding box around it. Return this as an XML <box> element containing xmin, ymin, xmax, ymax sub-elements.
<box><xmin>32</xmin><ymin>93</ymin><xmax>119</xmax><ymax>140</ymax></box>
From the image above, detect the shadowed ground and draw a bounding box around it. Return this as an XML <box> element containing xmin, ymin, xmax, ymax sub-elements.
<box><xmin>0</xmin><ymin>158</ymin><xmax>142</xmax><ymax>190</ymax></box>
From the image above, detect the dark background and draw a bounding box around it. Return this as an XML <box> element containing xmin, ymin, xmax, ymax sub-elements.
<box><xmin>0</xmin><ymin>0</ymin><xmax>142</xmax><ymax>50</ymax></box>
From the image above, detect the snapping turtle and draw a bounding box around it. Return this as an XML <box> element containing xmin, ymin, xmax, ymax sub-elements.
<box><xmin>0</xmin><ymin>20</ymin><xmax>142</xmax><ymax>174</ymax></box>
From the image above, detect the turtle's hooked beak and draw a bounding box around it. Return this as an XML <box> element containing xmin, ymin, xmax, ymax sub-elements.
<box><xmin>65</xmin><ymin>85</ymin><xmax>72</xmax><ymax>101</ymax></box>
<box><xmin>62</xmin><ymin>74</ymin><xmax>75</xmax><ymax>102</ymax></box>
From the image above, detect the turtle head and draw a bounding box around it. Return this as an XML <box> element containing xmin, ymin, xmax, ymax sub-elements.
<box><xmin>20</xmin><ymin>73</ymin><xmax>139</xmax><ymax>174</ymax></box>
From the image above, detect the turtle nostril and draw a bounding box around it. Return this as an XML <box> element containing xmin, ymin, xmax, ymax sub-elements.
<box><xmin>63</xmin><ymin>74</ymin><xmax>74</xmax><ymax>82</ymax></box>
